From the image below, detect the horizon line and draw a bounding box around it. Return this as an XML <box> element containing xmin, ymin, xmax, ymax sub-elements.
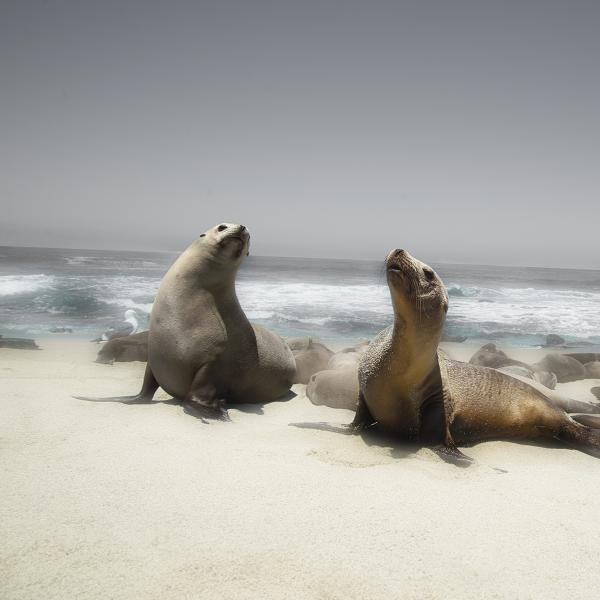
<box><xmin>1</xmin><ymin>243</ymin><xmax>599</xmax><ymax>273</ymax></box>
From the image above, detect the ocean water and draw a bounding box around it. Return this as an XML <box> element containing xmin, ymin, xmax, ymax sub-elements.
<box><xmin>1</xmin><ymin>246</ymin><xmax>600</xmax><ymax>350</ymax></box>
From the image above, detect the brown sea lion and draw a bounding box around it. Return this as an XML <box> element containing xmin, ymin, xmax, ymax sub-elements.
<box><xmin>348</xmin><ymin>249</ymin><xmax>600</xmax><ymax>462</ymax></box>
<box><xmin>76</xmin><ymin>223</ymin><xmax>296</xmax><ymax>419</ymax></box>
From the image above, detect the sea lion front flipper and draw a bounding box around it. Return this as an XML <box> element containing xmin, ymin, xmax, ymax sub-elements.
<box><xmin>432</xmin><ymin>444</ymin><xmax>474</xmax><ymax>466</ymax></box>
<box><xmin>346</xmin><ymin>392</ymin><xmax>376</xmax><ymax>434</ymax></box>
<box><xmin>183</xmin><ymin>363</ymin><xmax>231</xmax><ymax>422</ymax></box>
<box><xmin>74</xmin><ymin>363</ymin><xmax>159</xmax><ymax>404</ymax></box>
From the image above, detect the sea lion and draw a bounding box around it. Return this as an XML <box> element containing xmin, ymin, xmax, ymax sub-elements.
<box><xmin>565</xmin><ymin>353</ymin><xmax>600</xmax><ymax>365</ymax></box>
<box><xmin>95</xmin><ymin>331</ymin><xmax>149</xmax><ymax>364</ymax></box>
<box><xmin>533</xmin><ymin>353</ymin><xmax>586</xmax><ymax>383</ymax></box>
<box><xmin>286</xmin><ymin>337</ymin><xmax>313</xmax><ymax>353</ymax></box>
<box><xmin>306</xmin><ymin>367</ymin><xmax>359</xmax><ymax>411</ymax></box>
<box><xmin>584</xmin><ymin>362</ymin><xmax>600</xmax><ymax>379</ymax></box>
<box><xmin>327</xmin><ymin>350</ymin><xmax>362</xmax><ymax>370</ymax></box>
<box><xmin>348</xmin><ymin>249</ymin><xmax>600</xmax><ymax>461</ymax></box>
<box><xmin>469</xmin><ymin>343</ymin><xmax>529</xmax><ymax>370</ymax></box>
<box><xmin>497</xmin><ymin>364</ymin><xmax>558</xmax><ymax>391</ymax></box>
<box><xmin>292</xmin><ymin>339</ymin><xmax>334</xmax><ymax>384</ymax></box>
<box><xmin>77</xmin><ymin>223</ymin><xmax>296</xmax><ymax>419</ymax></box>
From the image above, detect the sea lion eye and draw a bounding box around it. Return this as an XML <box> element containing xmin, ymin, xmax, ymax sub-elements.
<box><xmin>423</xmin><ymin>268</ymin><xmax>435</xmax><ymax>281</ymax></box>
<box><xmin>217</xmin><ymin>224</ymin><xmax>227</xmax><ymax>232</ymax></box>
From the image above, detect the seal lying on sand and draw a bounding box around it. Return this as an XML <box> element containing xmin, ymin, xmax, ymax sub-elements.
<box><xmin>77</xmin><ymin>223</ymin><xmax>295</xmax><ymax>419</ymax></box>
<box><xmin>292</xmin><ymin>339</ymin><xmax>334</xmax><ymax>384</ymax></box>
<box><xmin>95</xmin><ymin>331</ymin><xmax>149</xmax><ymax>364</ymax></box>
<box><xmin>348</xmin><ymin>249</ymin><xmax>600</xmax><ymax>462</ymax></box>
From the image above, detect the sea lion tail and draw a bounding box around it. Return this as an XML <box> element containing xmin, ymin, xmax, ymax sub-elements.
<box><xmin>288</xmin><ymin>422</ymin><xmax>365</xmax><ymax>435</ymax></box>
<box><xmin>73</xmin><ymin>395</ymin><xmax>153</xmax><ymax>404</ymax></box>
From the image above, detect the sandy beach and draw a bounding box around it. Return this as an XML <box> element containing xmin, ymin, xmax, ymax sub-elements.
<box><xmin>2</xmin><ymin>339</ymin><xmax>600</xmax><ymax>600</ymax></box>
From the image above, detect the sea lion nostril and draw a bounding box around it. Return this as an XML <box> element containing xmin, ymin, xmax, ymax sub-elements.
<box><xmin>239</xmin><ymin>225</ymin><xmax>246</xmax><ymax>232</ymax></box>
<box><xmin>217</xmin><ymin>224</ymin><xmax>227</xmax><ymax>232</ymax></box>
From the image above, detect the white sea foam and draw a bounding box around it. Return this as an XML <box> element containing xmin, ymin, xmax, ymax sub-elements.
<box><xmin>0</xmin><ymin>274</ymin><xmax>55</xmax><ymax>296</ymax></box>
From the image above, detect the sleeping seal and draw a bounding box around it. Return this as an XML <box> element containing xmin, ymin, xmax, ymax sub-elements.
<box><xmin>350</xmin><ymin>249</ymin><xmax>600</xmax><ymax>461</ymax></box>
<box><xmin>77</xmin><ymin>223</ymin><xmax>296</xmax><ymax>419</ymax></box>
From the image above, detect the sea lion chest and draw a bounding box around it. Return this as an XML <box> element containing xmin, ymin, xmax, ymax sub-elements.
<box><xmin>358</xmin><ymin>328</ymin><xmax>423</xmax><ymax>436</ymax></box>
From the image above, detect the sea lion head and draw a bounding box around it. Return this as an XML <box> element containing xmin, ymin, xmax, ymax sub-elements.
<box><xmin>194</xmin><ymin>222</ymin><xmax>251</xmax><ymax>266</ymax></box>
<box><xmin>385</xmin><ymin>249</ymin><xmax>448</xmax><ymax>339</ymax></box>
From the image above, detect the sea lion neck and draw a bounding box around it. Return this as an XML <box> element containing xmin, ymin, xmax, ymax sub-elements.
<box><xmin>174</xmin><ymin>246</ymin><xmax>241</xmax><ymax>291</ymax></box>
<box><xmin>390</xmin><ymin>314</ymin><xmax>440</xmax><ymax>380</ymax></box>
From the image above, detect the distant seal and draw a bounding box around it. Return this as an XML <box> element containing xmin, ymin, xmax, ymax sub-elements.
<box><xmin>327</xmin><ymin>350</ymin><xmax>361</xmax><ymax>370</ymax></box>
<box><xmin>350</xmin><ymin>249</ymin><xmax>600</xmax><ymax>461</ymax></box>
<box><xmin>584</xmin><ymin>362</ymin><xmax>600</xmax><ymax>379</ymax></box>
<box><xmin>77</xmin><ymin>223</ymin><xmax>296</xmax><ymax>419</ymax></box>
<box><xmin>469</xmin><ymin>343</ymin><xmax>529</xmax><ymax>370</ymax></box>
<box><xmin>306</xmin><ymin>368</ymin><xmax>359</xmax><ymax>411</ymax></box>
<box><xmin>292</xmin><ymin>339</ymin><xmax>334</xmax><ymax>384</ymax></box>
<box><xmin>95</xmin><ymin>331</ymin><xmax>149</xmax><ymax>364</ymax></box>
<box><xmin>533</xmin><ymin>353</ymin><xmax>586</xmax><ymax>383</ymax></box>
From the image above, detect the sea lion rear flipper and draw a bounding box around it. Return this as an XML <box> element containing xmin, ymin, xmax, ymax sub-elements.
<box><xmin>74</xmin><ymin>364</ymin><xmax>159</xmax><ymax>404</ymax></box>
<box><xmin>570</xmin><ymin>414</ymin><xmax>600</xmax><ymax>429</ymax></box>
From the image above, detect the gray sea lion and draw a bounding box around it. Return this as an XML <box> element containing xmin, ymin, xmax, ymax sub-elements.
<box><xmin>585</xmin><ymin>362</ymin><xmax>600</xmax><ymax>379</ymax></box>
<box><xmin>327</xmin><ymin>350</ymin><xmax>362</xmax><ymax>370</ymax></box>
<box><xmin>306</xmin><ymin>367</ymin><xmax>359</xmax><ymax>410</ymax></box>
<box><xmin>292</xmin><ymin>339</ymin><xmax>334</xmax><ymax>384</ymax></box>
<box><xmin>565</xmin><ymin>353</ymin><xmax>600</xmax><ymax>365</ymax></box>
<box><xmin>338</xmin><ymin>340</ymin><xmax>370</xmax><ymax>355</ymax></box>
<box><xmin>95</xmin><ymin>331</ymin><xmax>149</xmax><ymax>364</ymax></box>
<box><xmin>533</xmin><ymin>353</ymin><xmax>586</xmax><ymax>383</ymax></box>
<box><xmin>497</xmin><ymin>365</ymin><xmax>557</xmax><ymax>391</ymax></box>
<box><xmin>286</xmin><ymin>337</ymin><xmax>313</xmax><ymax>353</ymax></box>
<box><xmin>469</xmin><ymin>343</ymin><xmax>529</xmax><ymax>370</ymax></box>
<box><xmin>77</xmin><ymin>223</ymin><xmax>296</xmax><ymax>419</ymax></box>
<box><xmin>348</xmin><ymin>249</ymin><xmax>600</xmax><ymax>461</ymax></box>
<box><xmin>0</xmin><ymin>335</ymin><xmax>39</xmax><ymax>350</ymax></box>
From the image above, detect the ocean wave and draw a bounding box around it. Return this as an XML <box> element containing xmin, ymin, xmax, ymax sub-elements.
<box><xmin>105</xmin><ymin>298</ymin><xmax>154</xmax><ymax>314</ymax></box>
<box><xmin>0</xmin><ymin>274</ymin><xmax>55</xmax><ymax>296</ymax></box>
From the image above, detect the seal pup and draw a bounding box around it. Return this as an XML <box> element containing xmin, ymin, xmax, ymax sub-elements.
<box><xmin>77</xmin><ymin>223</ymin><xmax>296</xmax><ymax>419</ymax></box>
<box><xmin>349</xmin><ymin>249</ymin><xmax>600</xmax><ymax>461</ymax></box>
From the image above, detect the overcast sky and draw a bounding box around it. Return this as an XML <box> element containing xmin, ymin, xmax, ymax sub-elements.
<box><xmin>1</xmin><ymin>1</ymin><xmax>599</xmax><ymax>267</ymax></box>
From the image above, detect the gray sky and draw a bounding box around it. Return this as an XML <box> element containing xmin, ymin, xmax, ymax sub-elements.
<box><xmin>1</xmin><ymin>0</ymin><xmax>599</xmax><ymax>268</ymax></box>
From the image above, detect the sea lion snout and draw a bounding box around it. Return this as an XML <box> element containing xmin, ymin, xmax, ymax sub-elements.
<box><xmin>386</xmin><ymin>248</ymin><xmax>415</xmax><ymax>275</ymax></box>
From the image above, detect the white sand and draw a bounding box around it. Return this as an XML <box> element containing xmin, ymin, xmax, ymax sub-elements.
<box><xmin>2</xmin><ymin>340</ymin><xmax>600</xmax><ymax>600</ymax></box>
